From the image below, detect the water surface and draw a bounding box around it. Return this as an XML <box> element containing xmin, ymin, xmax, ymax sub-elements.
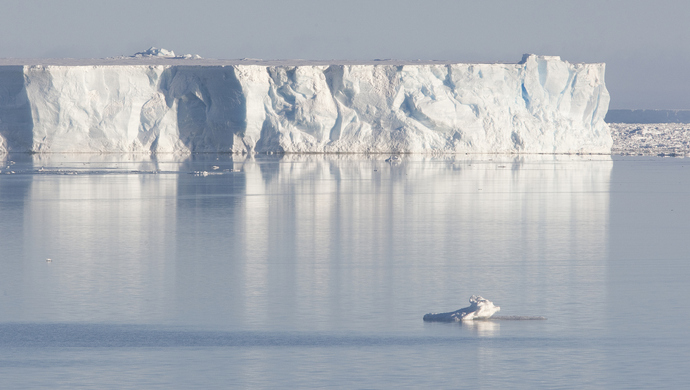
<box><xmin>1</xmin><ymin>154</ymin><xmax>688</xmax><ymax>388</ymax></box>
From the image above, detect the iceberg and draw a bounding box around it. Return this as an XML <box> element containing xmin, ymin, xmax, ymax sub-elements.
<box><xmin>130</xmin><ymin>47</ymin><xmax>202</xmax><ymax>60</ymax></box>
<box><xmin>423</xmin><ymin>295</ymin><xmax>501</xmax><ymax>322</ymax></box>
<box><xmin>0</xmin><ymin>54</ymin><xmax>611</xmax><ymax>154</ymax></box>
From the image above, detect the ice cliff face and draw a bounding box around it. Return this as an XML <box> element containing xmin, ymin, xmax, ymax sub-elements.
<box><xmin>0</xmin><ymin>55</ymin><xmax>611</xmax><ymax>154</ymax></box>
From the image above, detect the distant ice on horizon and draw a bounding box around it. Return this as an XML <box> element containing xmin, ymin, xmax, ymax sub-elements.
<box><xmin>129</xmin><ymin>47</ymin><xmax>202</xmax><ymax>60</ymax></box>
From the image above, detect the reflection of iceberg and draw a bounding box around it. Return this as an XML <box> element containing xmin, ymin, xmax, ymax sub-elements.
<box><xmin>463</xmin><ymin>319</ymin><xmax>500</xmax><ymax>336</ymax></box>
<box><xmin>29</xmin><ymin>153</ymin><xmax>188</xmax><ymax>174</ymax></box>
<box><xmin>423</xmin><ymin>296</ymin><xmax>500</xmax><ymax>322</ymax></box>
<box><xmin>19</xmin><ymin>154</ymin><xmax>181</xmax><ymax>323</ymax></box>
<box><xmin>234</xmin><ymin>154</ymin><xmax>609</xmax><ymax>325</ymax></box>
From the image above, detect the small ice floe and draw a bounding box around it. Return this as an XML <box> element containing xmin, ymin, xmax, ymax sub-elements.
<box><xmin>423</xmin><ymin>295</ymin><xmax>501</xmax><ymax>322</ymax></box>
<box><xmin>193</xmin><ymin>171</ymin><xmax>223</xmax><ymax>177</ymax></box>
<box><xmin>385</xmin><ymin>155</ymin><xmax>401</xmax><ymax>163</ymax></box>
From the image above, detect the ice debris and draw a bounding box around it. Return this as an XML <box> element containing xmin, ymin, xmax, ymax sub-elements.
<box><xmin>423</xmin><ymin>295</ymin><xmax>501</xmax><ymax>322</ymax></box>
<box><xmin>610</xmin><ymin>123</ymin><xmax>690</xmax><ymax>156</ymax></box>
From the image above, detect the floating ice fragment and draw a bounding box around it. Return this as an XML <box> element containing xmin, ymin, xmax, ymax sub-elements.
<box><xmin>423</xmin><ymin>295</ymin><xmax>501</xmax><ymax>322</ymax></box>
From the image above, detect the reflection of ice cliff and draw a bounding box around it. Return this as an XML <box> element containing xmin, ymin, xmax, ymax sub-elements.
<box><xmin>424</xmin><ymin>296</ymin><xmax>500</xmax><ymax>322</ymax></box>
<box><xmin>230</xmin><ymin>154</ymin><xmax>611</xmax><ymax>325</ymax></box>
<box><xmin>11</xmin><ymin>153</ymin><xmax>610</xmax><ymax>327</ymax></box>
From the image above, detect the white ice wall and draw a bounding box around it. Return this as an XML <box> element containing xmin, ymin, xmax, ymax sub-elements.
<box><xmin>0</xmin><ymin>55</ymin><xmax>611</xmax><ymax>154</ymax></box>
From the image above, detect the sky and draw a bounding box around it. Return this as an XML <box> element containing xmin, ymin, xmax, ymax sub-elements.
<box><xmin>1</xmin><ymin>0</ymin><xmax>689</xmax><ymax>109</ymax></box>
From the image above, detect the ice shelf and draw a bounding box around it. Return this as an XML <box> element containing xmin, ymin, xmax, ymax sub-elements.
<box><xmin>0</xmin><ymin>54</ymin><xmax>611</xmax><ymax>154</ymax></box>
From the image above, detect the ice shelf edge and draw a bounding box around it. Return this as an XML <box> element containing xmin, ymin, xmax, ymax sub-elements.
<box><xmin>0</xmin><ymin>55</ymin><xmax>611</xmax><ymax>154</ymax></box>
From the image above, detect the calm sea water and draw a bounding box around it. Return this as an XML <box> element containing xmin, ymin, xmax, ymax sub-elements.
<box><xmin>1</xmin><ymin>154</ymin><xmax>689</xmax><ymax>389</ymax></box>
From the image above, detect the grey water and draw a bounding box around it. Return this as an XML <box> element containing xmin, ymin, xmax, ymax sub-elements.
<box><xmin>1</xmin><ymin>154</ymin><xmax>689</xmax><ymax>389</ymax></box>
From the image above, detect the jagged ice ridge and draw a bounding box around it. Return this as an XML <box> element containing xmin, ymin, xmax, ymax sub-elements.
<box><xmin>0</xmin><ymin>54</ymin><xmax>611</xmax><ymax>154</ymax></box>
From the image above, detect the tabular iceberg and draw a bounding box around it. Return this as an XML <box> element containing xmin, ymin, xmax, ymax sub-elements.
<box><xmin>0</xmin><ymin>54</ymin><xmax>611</xmax><ymax>154</ymax></box>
